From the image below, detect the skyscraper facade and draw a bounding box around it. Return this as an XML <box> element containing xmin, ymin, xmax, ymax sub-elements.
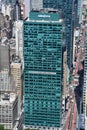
<box><xmin>31</xmin><ymin>0</ymin><xmax>43</xmax><ymax>10</ymax></box>
<box><xmin>77</xmin><ymin>0</ymin><xmax>82</xmax><ymax>23</ymax></box>
<box><xmin>14</xmin><ymin>0</ymin><xmax>22</xmax><ymax>21</ymax></box>
<box><xmin>1</xmin><ymin>0</ymin><xmax>16</xmax><ymax>5</ymax></box>
<box><xmin>24</xmin><ymin>10</ymin><xmax>63</xmax><ymax>130</ymax></box>
<box><xmin>43</xmin><ymin>0</ymin><xmax>73</xmax><ymax>69</ymax></box>
<box><xmin>64</xmin><ymin>0</ymin><xmax>73</xmax><ymax>69</ymax></box>
<box><xmin>43</xmin><ymin>0</ymin><xmax>63</xmax><ymax>10</ymax></box>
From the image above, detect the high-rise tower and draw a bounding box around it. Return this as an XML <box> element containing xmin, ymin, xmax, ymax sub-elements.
<box><xmin>31</xmin><ymin>0</ymin><xmax>43</xmax><ymax>10</ymax></box>
<box><xmin>23</xmin><ymin>9</ymin><xmax>63</xmax><ymax>130</ymax></box>
<box><xmin>43</xmin><ymin>0</ymin><xmax>63</xmax><ymax>10</ymax></box>
<box><xmin>64</xmin><ymin>0</ymin><xmax>73</xmax><ymax>69</ymax></box>
<box><xmin>43</xmin><ymin>0</ymin><xmax>73</xmax><ymax>69</ymax></box>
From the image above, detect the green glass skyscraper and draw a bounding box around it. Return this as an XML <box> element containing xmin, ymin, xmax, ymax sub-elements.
<box><xmin>24</xmin><ymin>10</ymin><xmax>63</xmax><ymax>130</ymax></box>
<box><xmin>43</xmin><ymin>0</ymin><xmax>63</xmax><ymax>9</ymax></box>
<box><xmin>43</xmin><ymin>0</ymin><xmax>73</xmax><ymax>69</ymax></box>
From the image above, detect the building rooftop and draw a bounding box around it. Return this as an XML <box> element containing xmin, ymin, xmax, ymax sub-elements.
<box><xmin>24</xmin><ymin>9</ymin><xmax>63</xmax><ymax>23</ymax></box>
<box><xmin>0</xmin><ymin>93</ymin><xmax>17</xmax><ymax>105</ymax></box>
<box><xmin>11</xmin><ymin>61</ymin><xmax>22</xmax><ymax>68</ymax></box>
<box><xmin>31</xmin><ymin>8</ymin><xmax>59</xmax><ymax>13</ymax></box>
<box><xmin>11</xmin><ymin>55</ymin><xmax>21</xmax><ymax>63</ymax></box>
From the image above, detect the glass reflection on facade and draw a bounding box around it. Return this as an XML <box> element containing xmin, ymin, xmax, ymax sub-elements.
<box><xmin>24</xmin><ymin>10</ymin><xmax>63</xmax><ymax>128</ymax></box>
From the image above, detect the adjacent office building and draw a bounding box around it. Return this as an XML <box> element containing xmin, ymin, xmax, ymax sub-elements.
<box><xmin>11</xmin><ymin>60</ymin><xmax>22</xmax><ymax>99</ymax></box>
<box><xmin>24</xmin><ymin>9</ymin><xmax>63</xmax><ymax>130</ymax></box>
<box><xmin>24</xmin><ymin>0</ymin><xmax>31</xmax><ymax>18</ymax></box>
<box><xmin>15</xmin><ymin>20</ymin><xmax>24</xmax><ymax>66</ymax></box>
<box><xmin>43</xmin><ymin>0</ymin><xmax>73</xmax><ymax>69</ymax></box>
<box><xmin>10</xmin><ymin>56</ymin><xmax>23</xmax><ymax>117</ymax></box>
<box><xmin>24</xmin><ymin>0</ymin><xmax>43</xmax><ymax>18</ymax></box>
<box><xmin>64</xmin><ymin>0</ymin><xmax>73</xmax><ymax>69</ymax></box>
<box><xmin>77</xmin><ymin>0</ymin><xmax>83</xmax><ymax>23</ymax></box>
<box><xmin>14</xmin><ymin>0</ymin><xmax>22</xmax><ymax>21</ymax></box>
<box><xmin>43</xmin><ymin>0</ymin><xmax>63</xmax><ymax>10</ymax></box>
<box><xmin>0</xmin><ymin>44</ymin><xmax>10</xmax><ymax>71</ymax></box>
<box><xmin>62</xmin><ymin>45</ymin><xmax>69</xmax><ymax>99</ymax></box>
<box><xmin>31</xmin><ymin>0</ymin><xmax>43</xmax><ymax>10</ymax></box>
<box><xmin>0</xmin><ymin>69</ymin><xmax>15</xmax><ymax>92</ymax></box>
<box><xmin>0</xmin><ymin>93</ymin><xmax>18</xmax><ymax>130</ymax></box>
<box><xmin>1</xmin><ymin>0</ymin><xmax>16</xmax><ymax>5</ymax></box>
<box><xmin>0</xmin><ymin>11</ymin><xmax>5</xmax><ymax>29</ymax></box>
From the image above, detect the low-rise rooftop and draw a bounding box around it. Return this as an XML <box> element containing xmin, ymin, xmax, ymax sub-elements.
<box><xmin>0</xmin><ymin>93</ymin><xmax>17</xmax><ymax>105</ymax></box>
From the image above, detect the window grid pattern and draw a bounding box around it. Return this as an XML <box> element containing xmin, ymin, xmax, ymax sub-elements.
<box><xmin>24</xmin><ymin>21</ymin><xmax>62</xmax><ymax>127</ymax></box>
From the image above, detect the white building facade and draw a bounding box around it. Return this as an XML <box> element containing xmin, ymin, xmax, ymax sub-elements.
<box><xmin>10</xmin><ymin>61</ymin><xmax>23</xmax><ymax>116</ymax></box>
<box><xmin>15</xmin><ymin>21</ymin><xmax>24</xmax><ymax>68</ymax></box>
<box><xmin>0</xmin><ymin>69</ymin><xmax>15</xmax><ymax>92</ymax></box>
<box><xmin>10</xmin><ymin>62</ymin><xmax>22</xmax><ymax>98</ymax></box>
<box><xmin>0</xmin><ymin>93</ymin><xmax>18</xmax><ymax>130</ymax></box>
<box><xmin>24</xmin><ymin>0</ymin><xmax>31</xmax><ymax>18</ymax></box>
